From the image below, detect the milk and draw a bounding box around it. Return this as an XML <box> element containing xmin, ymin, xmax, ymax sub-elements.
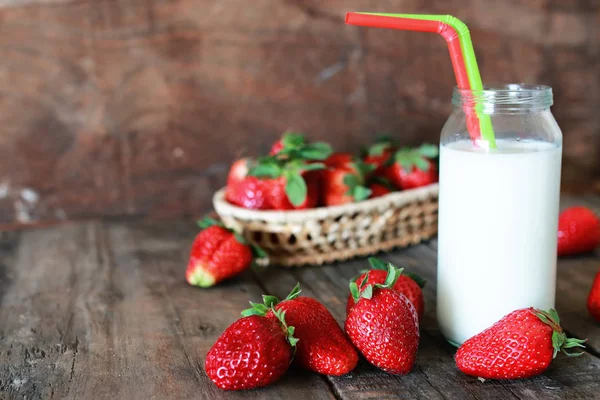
<box><xmin>437</xmin><ymin>139</ymin><xmax>562</xmax><ymax>345</ymax></box>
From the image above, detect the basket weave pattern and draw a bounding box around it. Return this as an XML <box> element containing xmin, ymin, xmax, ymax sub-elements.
<box><xmin>213</xmin><ymin>184</ymin><xmax>439</xmax><ymax>267</ymax></box>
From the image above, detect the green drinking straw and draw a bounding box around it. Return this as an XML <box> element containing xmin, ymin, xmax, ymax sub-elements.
<box><xmin>362</xmin><ymin>13</ymin><xmax>497</xmax><ymax>149</ymax></box>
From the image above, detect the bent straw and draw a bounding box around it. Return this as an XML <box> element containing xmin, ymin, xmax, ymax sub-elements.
<box><xmin>359</xmin><ymin>12</ymin><xmax>497</xmax><ymax>148</ymax></box>
<box><xmin>345</xmin><ymin>13</ymin><xmax>481</xmax><ymax>142</ymax></box>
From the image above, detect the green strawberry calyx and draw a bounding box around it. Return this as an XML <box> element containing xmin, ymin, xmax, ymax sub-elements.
<box><xmin>248</xmin><ymin>156</ymin><xmax>325</xmax><ymax>207</ymax></box>
<box><xmin>240</xmin><ymin>283</ymin><xmax>302</xmax><ymax>347</ymax></box>
<box><xmin>196</xmin><ymin>216</ymin><xmax>267</xmax><ymax>260</ymax></box>
<box><xmin>532</xmin><ymin>308</ymin><xmax>587</xmax><ymax>358</ymax></box>
<box><xmin>241</xmin><ymin>283</ymin><xmax>302</xmax><ymax>317</ymax></box>
<box><xmin>394</xmin><ymin>143</ymin><xmax>439</xmax><ymax>173</ymax></box>
<box><xmin>349</xmin><ymin>258</ymin><xmax>404</xmax><ymax>304</ymax></box>
<box><xmin>343</xmin><ymin>159</ymin><xmax>376</xmax><ymax>202</ymax></box>
<box><xmin>365</xmin><ymin>135</ymin><xmax>396</xmax><ymax>157</ymax></box>
<box><xmin>275</xmin><ymin>131</ymin><xmax>333</xmax><ymax>162</ymax></box>
<box><xmin>360</xmin><ymin>257</ymin><xmax>426</xmax><ymax>288</ymax></box>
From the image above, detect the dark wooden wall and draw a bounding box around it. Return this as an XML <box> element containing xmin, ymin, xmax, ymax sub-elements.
<box><xmin>0</xmin><ymin>0</ymin><xmax>599</xmax><ymax>226</ymax></box>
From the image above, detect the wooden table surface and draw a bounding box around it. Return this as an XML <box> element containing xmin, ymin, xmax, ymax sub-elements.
<box><xmin>1</xmin><ymin>194</ymin><xmax>600</xmax><ymax>400</ymax></box>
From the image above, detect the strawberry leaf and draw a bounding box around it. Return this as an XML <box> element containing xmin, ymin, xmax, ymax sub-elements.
<box><xmin>234</xmin><ymin>232</ymin><xmax>247</xmax><ymax>245</ymax></box>
<box><xmin>413</xmin><ymin>156</ymin><xmax>430</xmax><ymax>172</ymax></box>
<box><xmin>262</xmin><ymin>295</ymin><xmax>279</xmax><ymax>308</ymax></box>
<box><xmin>248</xmin><ymin>162</ymin><xmax>282</xmax><ymax>178</ymax></box>
<box><xmin>298</xmin><ymin>142</ymin><xmax>333</xmax><ymax>160</ymax></box>
<box><xmin>383</xmin><ymin>263</ymin><xmax>398</xmax><ymax>287</ymax></box>
<box><xmin>241</xmin><ymin>301</ymin><xmax>270</xmax><ymax>317</ymax></box>
<box><xmin>271</xmin><ymin>308</ymin><xmax>299</xmax><ymax>348</ymax></box>
<box><xmin>548</xmin><ymin>308</ymin><xmax>560</xmax><ymax>324</ymax></box>
<box><xmin>285</xmin><ymin>283</ymin><xmax>302</xmax><ymax>300</ymax></box>
<box><xmin>285</xmin><ymin>172</ymin><xmax>308</xmax><ymax>206</ymax></box>
<box><xmin>282</xmin><ymin>132</ymin><xmax>306</xmax><ymax>148</ymax></box>
<box><xmin>353</xmin><ymin>186</ymin><xmax>372</xmax><ymax>202</ymax></box>
<box><xmin>370</xmin><ymin>176</ymin><xmax>395</xmax><ymax>190</ymax></box>
<box><xmin>404</xmin><ymin>271</ymin><xmax>426</xmax><ymax>288</ymax></box>
<box><xmin>301</xmin><ymin>162</ymin><xmax>326</xmax><ymax>172</ymax></box>
<box><xmin>355</xmin><ymin>160</ymin><xmax>377</xmax><ymax>177</ymax></box>
<box><xmin>349</xmin><ymin>282</ymin><xmax>360</xmax><ymax>303</ymax></box>
<box><xmin>241</xmin><ymin>308</ymin><xmax>264</xmax><ymax>317</ymax></box>
<box><xmin>418</xmin><ymin>144</ymin><xmax>439</xmax><ymax>158</ymax></box>
<box><xmin>368</xmin><ymin>257</ymin><xmax>388</xmax><ymax>270</ymax></box>
<box><xmin>552</xmin><ymin>331</ymin><xmax>563</xmax><ymax>358</ymax></box>
<box><xmin>374</xmin><ymin>263</ymin><xmax>403</xmax><ymax>289</ymax></box>
<box><xmin>343</xmin><ymin>174</ymin><xmax>360</xmax><ymax>188</ymax></box>
<box><xmin>368</xmin><ymin>142</ymin><xmax>390</xmax><ymax>156</ymax></box>
<box><xmin>359</xmin><ymin>272</ymin><xmax>370</xmax><ymax>289</ymax></box>
<box><xmin>361</xmin><ymin>284</ymin><xmax>373</xmax><ymax>300</ymax></box>
<box><xmin>197</xmin><ymin>217</ymin><xmax>222</xmax><ymax>229</ymax></box>
<box><xmin>250</xmin><ymin>243</ymin><xmax>268</xmax><ymax>259</ymax></box>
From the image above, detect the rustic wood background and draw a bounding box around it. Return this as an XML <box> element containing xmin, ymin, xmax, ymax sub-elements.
<box><xmin>0</xmin><ymin>0</ymin><xmax>598</xmax><ymax>226</ymax></box>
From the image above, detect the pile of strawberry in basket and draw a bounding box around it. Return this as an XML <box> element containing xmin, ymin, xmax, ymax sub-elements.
<box><xmin>224</xmin><ymin>132</ymin><xmax>439</xmax><ymax>210</ymax></box>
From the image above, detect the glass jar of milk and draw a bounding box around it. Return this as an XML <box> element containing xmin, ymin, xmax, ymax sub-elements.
<box><xmin>437</xmin><ymin>84</ymin><xmax>562</xmax><ymax>346</ymax></box>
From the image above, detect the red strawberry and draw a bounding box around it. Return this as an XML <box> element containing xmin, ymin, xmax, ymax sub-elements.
<box><xmin>325</xmin><ymin>152</ymin><xmax>353</xmax><ymax>168</ymax></box>
<box><xmin>322</xmin><ymin>160</ymin><xmax>375</xmax><ymax>206</ymax></box>
<box><xmin>588</xmin><ymin>270</ymin><xmax>600</xmax><ymax>322</ymax></box>
<box><xmin>369</xmin><ymin>182</ymin><xmax>392</xmax><ymax>199</ymax></box>
<box><xmin>205</xmin><ymin>313</ymin><xmax>296</xmax><ymax>390</ymax></box>
<box><xmin>345</xmin><ymin>263</ymin><xmax>420</xmax><ymax>374</ymax></box>
<box><xmin>227</xmin><ymin>158</ymin><xmax>251</xmax><ymax>188</ymax></box>
<box><xmin>557</xmin><ymin>206</ymin><xmax>600</xmax><ymax>256</ymax></box>
<box><xmin>346</xmin><ymin>258</ymin><xmax>426</xmax><ymax>322</ymax></box>
<box><xmin>455</xmin><ymin>308</ymin><xmax>586</xmax><ymax>380</ymax></box>
<box><xmin>226</xmin><ymin>176</ymin><xmax>269</xmax><ymax>210</ymax></box>
<box><xmin>244</xmin><ymin>284</ymin><xmax>358</xmax><ymax>376</ymax></box>
<box><xmin>245</xmin><ymin>156</ymin><xmax>325</xmax><ymax>210</ymax></box>
<box><xmin>186</xmin><ymin>218</ymin><xmax>264</xmax><ymax>287</ymax></box>
<box><xmin>260</xmin><ymin>174</ymin><xmax>319</xmax><ymax>210</ymax></box>
<box><xmin>270</xmin><ymin>139</ymin><xmax>284</xmax><ymax>155</ymax></box>
<box><xmin>385</xmin><ymin>144</ymin><xmax>439</xmax><ymax>190</ymax></box>
<box><xmin>363</xmin><ymin>137</ymin><xmax>397</xmax><ymax>176</ymax></box>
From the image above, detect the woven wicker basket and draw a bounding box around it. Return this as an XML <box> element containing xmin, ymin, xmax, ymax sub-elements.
<box><xmin>213</xmin><ymin>184</ymin><xmax>439</xmax><ymax>267</ymax></box>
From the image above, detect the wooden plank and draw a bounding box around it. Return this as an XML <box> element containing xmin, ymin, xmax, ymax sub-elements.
<box><xmin>0</xmin><ymin>221</ymin><xmax>335</xmax><ymax>399</ymax></box>
<box><xmin>253</xmin><ymin>243</ymin><xmax>600</xmax><ymax>399</ymax></box>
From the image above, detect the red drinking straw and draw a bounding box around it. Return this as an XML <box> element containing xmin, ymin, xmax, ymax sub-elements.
<box><xmin>345</xmin><ymin>13</ymin><xmax>481</xmax><ymax>141</ymax></box>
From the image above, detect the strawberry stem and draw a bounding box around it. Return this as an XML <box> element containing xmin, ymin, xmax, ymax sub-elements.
<box><xmin>532</xmin><ymin>308</ymin><xmax>587</xmax><ymax>358</ymax></box>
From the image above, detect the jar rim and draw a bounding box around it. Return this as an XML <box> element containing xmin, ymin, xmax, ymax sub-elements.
<box><xmin>453</xmin><ymin>83</ymin><xmax>552</xmax><ymax>95</ymax></box>
<box><xmin>452</xmin><ymin>83</ymin><xmax>553</xmax><ymax>111</ymax></box>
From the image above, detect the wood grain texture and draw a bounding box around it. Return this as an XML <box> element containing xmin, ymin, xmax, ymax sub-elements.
<box><xmin>0</xmin><ymin>221</ymin><xmax>335</xmax><ymax>399</ymax></box>
<box><xmin>0</xmin><ymin>1</ymin><xmax>599</xmax><ymax>227</ymax></box>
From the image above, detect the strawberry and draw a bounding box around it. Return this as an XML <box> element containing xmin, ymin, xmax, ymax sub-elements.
<box><xmin>587</xmin><ymin>270</ymin><xmax>600</xmax><ymax>322</ymax></box>
<box><xmin>269</xmin><ymin>139</ymin><xmax>284</xmax><ymax>155</ymax></box>
<box><xmin>243</xmin><ymin>284</ymin><xmax>358</xmax><ymax>376</ymax></box>
<box><xmin>226</xmin><ymin>176</ymin><xmax>270</xmax><ymax>210</ymax></box>
<box><xmin>322</xmin><ymin>160</ymin><xmax>375</xmax><ymax>206</ymax></box>
<box><xmin>455</xmin><ymin>308</ymin><xmax>586</xmax><ymax>380</ymax></box>
<box><xmin>325</xmin><ymin>152</ymin><xmax>354</xmax><ymax>168</ymax></box>
<box><xmin>369</xmin><ymin>183</ymin><xmax>391</xmax><ymax>198</ymax></box>
<box><xmin>226</xmin><ymin>158</ymin><xmax>252</xmax><ymax>188</ymax></box>
<box><xmin>363</xmin><ymin>136</ymin><xmax>397</xmax><ymax>176</ymax></box>
<box><xmin>557</xmin><ymin>206</ymin><xmax>600</xmax><ymax>256</ymax></box>
<box><xmin>269</xmin><ymin>131</ymin><xmax>333</xmax><ymax>161</ymax></box>
<box><xmin>346</xmin><ymin>257</ymin><xmax>426</xmax><ymax>322</ymax></box>
<box><xmin>345</xmin><ymin>263</ymin><xmax>420</xmax><ymax>374</ymax></box>
<box><xmin>385</xmin><ymin>144</ymin><xmax>439</xmax><ymax>190</ymax></box>
<box><xmin>205</xmin><ymin>311</ymin><xmax>297</xmax><ymax>390</ymax></box>
<box><xmin>186</xmin><ymin>218</ymin><xmax>265</xmax><ymax>287</ymax></box>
